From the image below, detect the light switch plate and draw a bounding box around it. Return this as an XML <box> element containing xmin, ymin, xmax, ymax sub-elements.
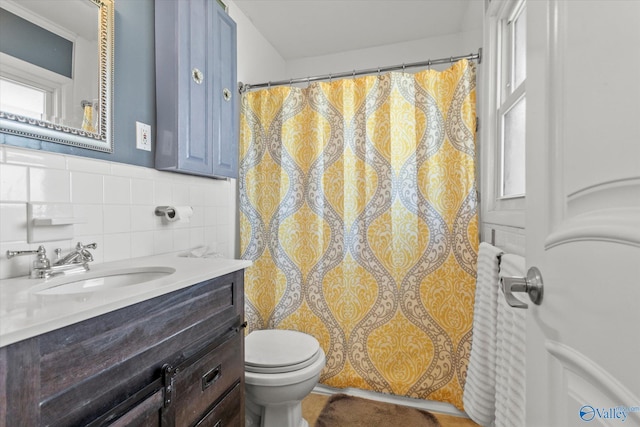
<box><xmin>136</xmin><ymin>121</ymin><xmax>152</xmax><ymax>151</ymax></box>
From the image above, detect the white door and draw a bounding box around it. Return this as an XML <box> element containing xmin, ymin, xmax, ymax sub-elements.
<box><xmin>526</xmin><ymin>1</ymin><xmax>640</xmax><ymax>426</ymax></box>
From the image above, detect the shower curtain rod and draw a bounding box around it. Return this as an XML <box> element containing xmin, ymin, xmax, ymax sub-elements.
<box><xmin>238</xmin><ymin>48</ymin><xmax>481</xmax><ymax>93</ymax></box>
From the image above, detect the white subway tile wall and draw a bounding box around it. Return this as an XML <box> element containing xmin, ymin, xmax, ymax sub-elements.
<box><xmin>0</xmin><ymin>146</ymin><xmax>236</xmax><ymax>279</ymax></box>
<box><xmin>0</xmin><ymin>164</ymin><xmax>28</xmax><ymax>201</ymax></box>
<box><xmin>29</xmin><ymin>168</ymin><xmax>70</xmax><ymax>202</ymax></box>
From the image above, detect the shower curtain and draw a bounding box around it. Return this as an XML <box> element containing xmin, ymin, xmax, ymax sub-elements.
<box><xmin>239</xmin><ymin>59</ymin><xmax>478</xmax><ymax>409</ymax></box>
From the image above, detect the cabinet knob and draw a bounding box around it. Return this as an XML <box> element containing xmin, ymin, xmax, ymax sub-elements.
<box><xmin>192</xmin><ymin>68</ymin><xmax>204</xmax><ymax>85</ymax></box>
<box><xmin>223</xmin><ymin>88</ymin><xmax>232</xmax><ymax>101</ymax></box>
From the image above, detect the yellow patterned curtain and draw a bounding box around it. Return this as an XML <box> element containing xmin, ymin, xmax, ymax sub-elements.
<box><xmin>239</xmin><ymin>60</ymin><xmax>478</xmax><ymax>409</ymax></box>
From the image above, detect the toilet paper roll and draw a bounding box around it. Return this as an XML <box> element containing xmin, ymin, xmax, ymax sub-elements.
<box><xmin>165</xmin><ymin>206</ymin><xmax>193</xmax><ymax>223</ymax></box>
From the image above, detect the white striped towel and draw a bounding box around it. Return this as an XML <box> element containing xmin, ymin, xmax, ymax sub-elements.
<box><xmin>463</xmin><ymin>242</ymin><xmax>503</xmax><ymax>426</ymax></box>
<box><xmin>495</xmin><ymin>253</ymin><xmax>527</xmax><ymax>427</ymax></box>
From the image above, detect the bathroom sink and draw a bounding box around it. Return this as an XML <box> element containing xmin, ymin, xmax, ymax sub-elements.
<box><xmin>30</xmin><ymin>266</ymin><xmax>176</xmax><ymax>296</ymax></box>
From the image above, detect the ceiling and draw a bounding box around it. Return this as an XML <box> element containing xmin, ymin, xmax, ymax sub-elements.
<box><xmin>234</xmin><ymin>0</ymin><xmax>479</xmax><ymax>61</ymax></box>
<box><xmin>14</xmin><ymin>0</ymin><xmax>99</xmax><ymax>41</ymax></box>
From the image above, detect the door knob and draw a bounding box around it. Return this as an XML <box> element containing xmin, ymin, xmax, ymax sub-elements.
<box><xmin>501</xmin><ymin>266</ymin><xmax>544</xmax><ymax>309</ymax></box>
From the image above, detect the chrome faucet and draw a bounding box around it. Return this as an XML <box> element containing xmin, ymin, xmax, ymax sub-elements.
<box><xmin>6</xmin><ymin>242</ymin><xmax>97</xmax><ymax>279</ymax></box>
<box><xmin>6</xmin><ymin>245</ymin><xmax>51</xmax><ymax>278</ymax></box>
<box><xmin>55</xmin><ymin>242</ymin><xmax>97</xmax><ymax>266</ymax></box>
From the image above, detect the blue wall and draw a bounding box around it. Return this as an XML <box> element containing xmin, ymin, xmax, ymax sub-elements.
<box><xmin>0</xmin><ymin>8</ymin><xmax>74</xmax><ymax>78</ymax></box>
<box><xmin>0</xmin><ymin>0</ymin><xmax>156</xmax><ymax>168</ymax></box>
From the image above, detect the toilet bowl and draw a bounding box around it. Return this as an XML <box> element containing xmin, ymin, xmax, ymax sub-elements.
<box><xmin>244</xmin><ymin>329</ymin><xmax>326</xmax><ymax>427</ymax></box>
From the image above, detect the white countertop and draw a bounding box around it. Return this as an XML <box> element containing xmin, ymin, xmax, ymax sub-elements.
<box><xmin>0</xmin><ymin>254</ymin><xmax>252</xmax><ymax>348</ymax></box>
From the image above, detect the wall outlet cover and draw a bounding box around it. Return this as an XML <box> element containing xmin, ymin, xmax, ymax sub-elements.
<box><xmin>136</xmin><ymin>121</ymin><xmax>152</xmax><ymax>151</ymax></box>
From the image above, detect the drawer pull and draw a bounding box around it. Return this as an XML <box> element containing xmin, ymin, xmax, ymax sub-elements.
<box><xmin>202</xmin><ymin>364</ymin><xmax>222</xmax><ymax>391</ymax></box>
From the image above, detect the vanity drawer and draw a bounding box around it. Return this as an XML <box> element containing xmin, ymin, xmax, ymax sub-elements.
<box><xmin>195</xmin><ymin>383</ymin><xmax>242</xmax><ymax>427</ymax></box>
<box><xmin>173</xmin><ymin>333</ymin><xmax>243</xmax><ymax>427</ymax></box>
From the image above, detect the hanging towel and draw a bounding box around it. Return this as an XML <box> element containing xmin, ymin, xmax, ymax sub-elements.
<box><xmin>495</xmin><ymin>253</ymin><xmax>527</xmax><ymax>427</ymax></box>
<box><xmin>463</xmin><ymin>242</ymin><xmax>503</xmax><ymax>426</ymax></box>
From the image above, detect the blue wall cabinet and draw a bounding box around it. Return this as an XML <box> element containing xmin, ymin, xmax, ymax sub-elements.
<box><xmin>154</xmin><ymin>0</ymin><xmax>238</xmax><ymax>178</ymax></box>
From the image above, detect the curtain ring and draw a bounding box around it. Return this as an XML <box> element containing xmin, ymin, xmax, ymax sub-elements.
<box><xmin>402</xmin><ymin>63</ymin><xmax>406</xmax><ymax>74</ymax></box>
<box><xmin>268</xmin><ymin>81</ymin><xmax>271</xmax><ymax>89</ymax></box>
<box><xmin>289</xmin><ymin>79</ymin><xmax>293</xmax><ymax>87</ymax></box>
<box><xmin>329</xmin><ymin>73</ymin><xmax>333</xmax><ymax>82</ymax></box>
<box><xmin>377</xmin><ymin>67</ymin><xmax>381</xmax><ymax>78</ymax></box>
<box><xmin>353</xmin><ymin>70</ymin><xmax>356</xmax><ymax>79</ymax></box>
<box><xmin>307</xmin><ymin>77</ymin><xmax>310</xmax><ymax>87</ymax></box>
<box><xmin>427</xmin><ymin>59</ymin><xmax>432</xmax><ymax>70</ymax></box>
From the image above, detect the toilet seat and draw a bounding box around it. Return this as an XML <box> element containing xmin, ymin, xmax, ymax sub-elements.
<box><xmin>245</xmin><ymin>329</ymin><xmax>321</xmax><ymax>374</ymax></box>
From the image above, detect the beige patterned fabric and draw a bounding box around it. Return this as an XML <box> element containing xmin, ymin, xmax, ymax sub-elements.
<box><xmin>239</xmin><ymin>60</ymin><xmax>478</xmax><ymax>409</ymax></box>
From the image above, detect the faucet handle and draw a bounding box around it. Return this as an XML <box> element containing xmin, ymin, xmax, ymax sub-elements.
<box><xmin>7</xmin><ymin>245</ymin><xmax>46</xmax><ymax>259</ymax></box>
<box><xmin>75</xmin><ymin>242</ymin><xmax>97</xmax><ymax>263</ymax></box>
<box><xmin>75</xmin><ymin>242</ymin><xmax>97</xmax><ymax>250</ymax></box>
<box><xmin>6</xmin><ymin>246</ymin><xmax>50</xmax><ymax>275</ymax></box>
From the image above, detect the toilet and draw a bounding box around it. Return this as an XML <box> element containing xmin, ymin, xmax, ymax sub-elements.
<box><xmin>244</xmin><ymin>329</ymin><xmax>326</xmax><ymax>427</ymax></box>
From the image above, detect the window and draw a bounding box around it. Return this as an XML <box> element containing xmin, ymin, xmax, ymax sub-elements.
<box><xmin>499</xmin><ymin>1</ymin><xmax>526</xmax><ymax>198</ymax></box>
<box><xmin>0</xmin><ymin>53</ymin><xmax>68</xmax><ymax>125</ymax></box>
<box><xmin>0</xmin><ymin>77</ymin><xmax>48</xmax><ymax>120</ymax></box>
<box><xmin>481</xmin><ymin>0</ymin><xmax>526</xmax><ymax>229</ymax></box>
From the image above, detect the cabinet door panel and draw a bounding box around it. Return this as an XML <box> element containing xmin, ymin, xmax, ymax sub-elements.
<box><xmin>179</xmin><ymin>0</ymin><xmax>213</xmax><ymax>175</ymax></box>
<box><xmin>106</xmin><ymin>390</ymin><xmax>163</xmax><ymax>427</ymax></box>
<box><xmin>212</xmin><ymin>7</ymin><xmax>238</xmax><ymax>179</ymax></box>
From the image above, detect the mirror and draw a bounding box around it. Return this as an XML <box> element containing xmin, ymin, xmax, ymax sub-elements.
<box><xmin>0</xmin><ymin>0</ymin><xmax>113</xmax><ymax>152</ymax></box>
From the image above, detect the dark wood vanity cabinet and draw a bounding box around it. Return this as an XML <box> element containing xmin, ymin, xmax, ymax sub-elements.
<box><xmin>0</xmin><ymin>270</ymin><xmax>245</xmax><ymax>427</ymax></box>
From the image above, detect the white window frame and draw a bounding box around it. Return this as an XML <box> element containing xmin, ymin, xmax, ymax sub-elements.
<box><xmin>0</xmin><ymin>76</ymin><xmax>49</xmax><ymax>120</ymax></box>
<box><xmin>0</xmin><ymin>0</ymin><xmax>80</xmax><ymax>127</ymax></box>
<box><xmin>481</xmin><ymin>0</ymin><xmax>526</xmax><ymax>229</ymax></box>
<box><xmin>0</xmin><ymin>52</ymin><xmax>71</xmax><ymax>125</ymax></box>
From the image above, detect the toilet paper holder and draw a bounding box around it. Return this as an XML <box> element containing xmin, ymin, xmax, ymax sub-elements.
<box><xmin>155</xmin><ymin>206</ymin><xmax>194</xmax><ymax>223</ymax></box>
<box><xmin>155</xmin><ymin>206</ymin><xmax>177</xmax><ymax>219</ymax></box>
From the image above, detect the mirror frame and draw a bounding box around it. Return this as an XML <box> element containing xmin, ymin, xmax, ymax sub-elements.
<box><xmin>0</xmin><ymin>0</ymin><xmax>114</xmax><ymax>153</ymax></box>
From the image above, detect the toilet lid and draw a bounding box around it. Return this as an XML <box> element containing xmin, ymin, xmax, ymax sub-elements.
<box><xmin>245</xmin><ymin>330</ymin><xmax>321</xmax><ymax>374</ymax></box>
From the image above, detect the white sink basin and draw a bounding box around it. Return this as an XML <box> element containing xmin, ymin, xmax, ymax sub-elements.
<box><xmin>30</xmin><ymin>266</ymin><xmax>176</xmax><ymax>296</ymax></box>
